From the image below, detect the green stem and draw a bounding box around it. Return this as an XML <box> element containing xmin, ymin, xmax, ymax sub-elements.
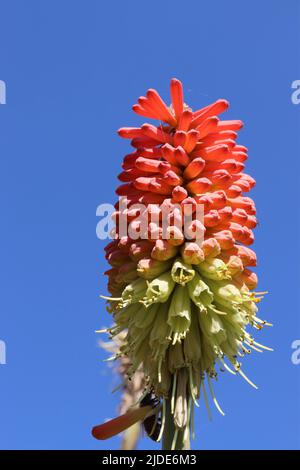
<box><xmin>162</xmin><ymin>398</ymin><xmax>190</xmax><ymax>450</ymax></box>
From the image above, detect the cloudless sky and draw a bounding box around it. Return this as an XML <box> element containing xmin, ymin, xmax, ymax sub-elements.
<box><xmin>0</xmin><ymin>0</ymin><xmax>299</xmax><ymax>450</ymax></box>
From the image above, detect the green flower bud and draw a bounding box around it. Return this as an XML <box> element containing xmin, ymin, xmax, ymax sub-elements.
<box><xmin>171</xmin><ymin>258</ymin><xmax>195</xmax><ymax>285</ymax></box>
<box><xmin>151</xmin><ymin>239</ymin><xmax>178</xmax><ymax>261</ymax></box>
<box><xmin>200</xmin><ymin>332</ymin><xmax>217</xmax><ymax>371</ymax></box>
<box><xmin>243</xmin><ymin>300</ymin><xmax>258</xmax><ymax>318</ymax></box>
<box><xmin>115</xmin><ymin>261</ymin><xmax>139</xmax><ymax>284</ymax></box>
<box><xmin>131</xmin><ymin>302</ymin><xmax>160</xmax><ymax>329</ymax></box>
<box><xmin>223</xmin><ymin>309</ymin><xmax>251</xmax><ymax>338</ymax></box>
<box><xmin>198</xmin><ymin>307</ymin><xmax>227</xmax><ymax>345</ymax></box>
<box><xmin>214</xmin><ymin>293</ymin><xmax>243</xmax><ymax>311</ymax></box>
<box><xmin>128</xmin><ymin>329</ymin><xmax>151</xmax><ymax>373</ymax></box>
<box><xmin>149</xmin><ymin>301</ymin><xmax>172</xmax><ymax>358</ymax></box>
<box><xmin>187</xmin><ymin>272</ymin><xmax>213</xmax><ymax>311</ymax></box>
<box><xmin>137</xmin><ymin>258</ymin><xmax>172</xmax><ymax>280</ymax></box>
<box><xmin>204</xmin><ymin>279</ymin><xmax>245</xmax><ymax>310</ymax></box>
<box><xmin>217</xmin><ymin>320</ymin><xmax>241</xmax><ymax>358</ymax></box>
<box><xmin>167</xmin><ymin>285</ymin><xmax>192</xmax><ymax>343</ymax></box>
<box><xmin>226</xmin><ymin>255</ymin><xmax>244</xmax><ymax>276</ymax></box>
<box><xmin>210</xmin><ymin>279</ymin><xmax>252</xmax><ymax>301</ymax></box>
<box><xmin>180</xmin><ymin>242</ymin><xmax>205</xmax><ymax>265</ymax></box>
<box><xmin>141</xmin><ymin>271</ymin><xmax>175</xmax><ymax>307</ymax></box>
<box><xmin>183</xmin><ymin>307</ymin><xmax>202</xmax><ymax>366</ymax></box>
<box><xmin>121</xmin><ymin>278</ymin><xmax>148</xmax><ymax>306</ymax></box>
<box><xmin>196</xmin><ymin>258</ymin><xmax>230</xmax><ymax>281</ymax></box>
<box><xmin>217</xmin><ymin>338</ymin><xmax>237</xmax><ymax>359</ymax></box>
<box><xmin>113</xmin><ymin>303</ymin><xmax>138</xmax><ymax>327</ymax></box>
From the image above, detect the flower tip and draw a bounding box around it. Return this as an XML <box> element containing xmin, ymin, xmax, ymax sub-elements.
<box><xmin>146</xmin><ymin>88</ymin><xmax>158</xmax><ymax>99</ymax></box>
<box><xmin>141</xmin><ymin>123</ymin><xmax>154</xmax><ymax>134</ymax></box>
<box><xmin>170</xmin><ymin>77</ymin><xmax>183</xmax><ymax>86</ymax></box>
<box><xmin>218</xmin><ymin>98</ymin><xmax>230</xmax><ymax>110</ymax></box>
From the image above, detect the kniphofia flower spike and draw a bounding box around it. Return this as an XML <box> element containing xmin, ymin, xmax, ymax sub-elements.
<box><xmin>93</xmin><ymin>79</ymin><xmax>271</xmax><ymax>450</ymax></box>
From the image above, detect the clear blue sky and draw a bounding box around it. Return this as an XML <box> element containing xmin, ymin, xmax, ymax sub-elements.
<box><xmin>0</xmin><ymin>0</ymin><xmax>299</xmax><ymax>450</ymax></box>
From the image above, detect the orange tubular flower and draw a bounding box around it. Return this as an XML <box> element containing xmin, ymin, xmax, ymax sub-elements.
<box><xmin>94</xmin><ymin>79</ymin><xmax>271</xmax><ymax>450</ymax></box>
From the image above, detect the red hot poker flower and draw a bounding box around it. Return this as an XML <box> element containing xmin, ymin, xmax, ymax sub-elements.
<box><xmin>94</xmin><ymin>79</ymin><xmax>271</xmax><ymax>450</ymax></box>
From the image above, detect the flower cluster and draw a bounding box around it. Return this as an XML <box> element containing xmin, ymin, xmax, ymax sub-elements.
<box><xmin>101</xmin><ymin>79</ymin><xmax>271</xmax><ymax>444</ymax></box>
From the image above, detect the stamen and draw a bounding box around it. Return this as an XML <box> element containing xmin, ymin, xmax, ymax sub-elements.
<box><xmin>109</xmin><ymin>326</ymin><xmax>123</xmax><ymax>336</ymax></box>
<box><xmin>207</xmin><ymin>375</ymin><xmax>225</xmax><ymax>416</ymax></box>
<box><xmin>188</xmin><ymin>366</ymin><xmax>199</xmax><ymax>407</ymax></box>
<box><xmin>218</xmin><ymin>357</ymin><xmax>236</xmax><ymax>375</ymax></box>
<box><xmin>171</xmin><ymin>371</ymin><xmax>178</xmax><ymax>414</ymax></box>
<box><xmin>241</xmin><ymin>346</ymin><xmax>251</xmax><ymax>355</ymax></box>
<box><xmin>252</xmin><ymin>323</ymin><xmax>263</xmax><ymax>330</ymax></box>
<box><xmin>100</xmin><ymin>295</ymin><xmax>122</xmax><ymax>301</ymax></box>
<box><xmin>190</xmin><ymin>397</ymin><xmax>195</xmax><ymax>440</ymax></box>
<box><xmin>244</xmin><ymin>340</ymin><xmax>262</xmax><ymax>353</ymax></box>
<box><xmin>238</xmin><ymin>368</ymin><xmax>258</xmax><ymax>389</ymax></box>
<box><xmin>202</xmin><ymin>381</ymin><xmax>212</xmax><ymax>421</ymax></box>
<box><xmin>255</xmin><ymin>317</ymin><xmax>267</xmax><ymax>324</ymax></box>
<box><xmin>103</xmin><ymin>355</ymin><xmax>118</xmax><ymax>362</ymax></box>
<box><xmin>156</xmin><ymin>398</ymin><xmax>166</xmax><ymax>442</ymax></box>
<box><xmin>252</xmin><ymin>340</ymin><xmax>273</xmax><ymax>352</ymax></box>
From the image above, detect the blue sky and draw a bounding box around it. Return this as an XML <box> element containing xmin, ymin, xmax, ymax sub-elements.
<box><xmin>0</xmin><ymin>0</ymin><xmax>299</xmax><ymax>450</ymax></box>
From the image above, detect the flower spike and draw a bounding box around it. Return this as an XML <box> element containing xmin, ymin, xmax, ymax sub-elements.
<box><xmin>95</xmin><ymin>78</ymin><xmax>270</xmax><ymax>450</ymax></box>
